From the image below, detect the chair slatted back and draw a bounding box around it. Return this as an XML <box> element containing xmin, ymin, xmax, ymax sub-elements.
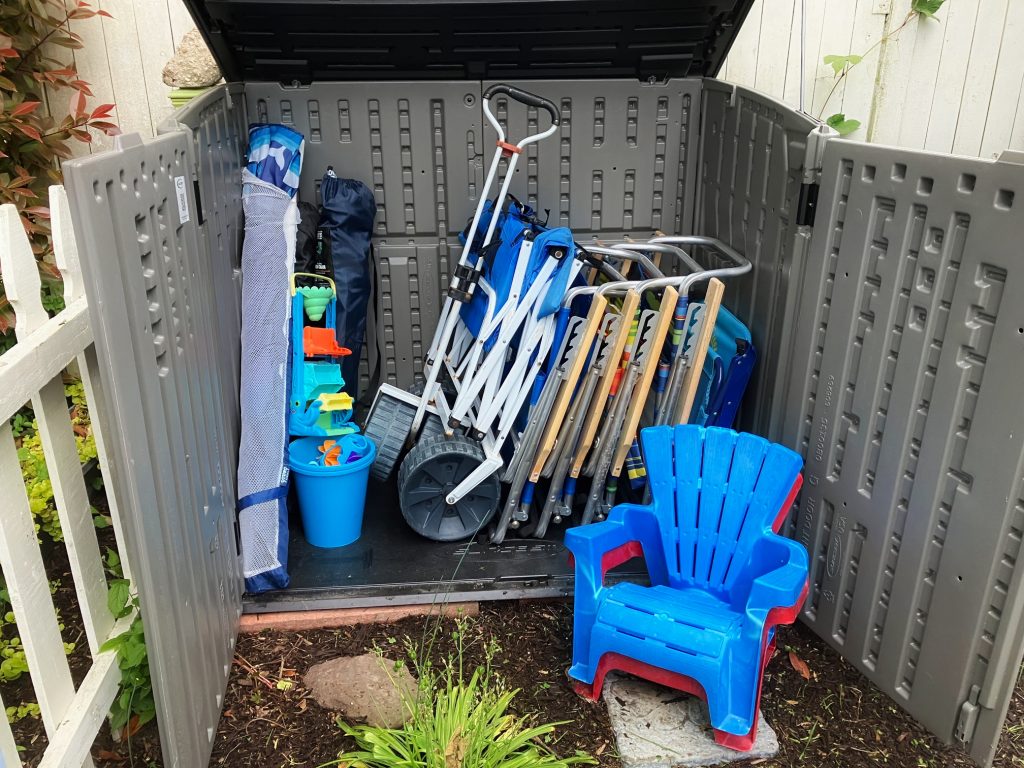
<box><xmin>644</xmin><ymin>425</ymin><xmax>802</xmax><ymax>596</ymax></box>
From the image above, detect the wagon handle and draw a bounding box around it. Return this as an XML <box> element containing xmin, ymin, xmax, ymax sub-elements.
<box><xmin>482</xmin><ymin>83</ymin><xmax>560</xmax><ymax>149</ymax></box>
<box><xmin>483</xmin><ymin>84</ymin><xmax>561</xmax><ymax>127</ymax></box>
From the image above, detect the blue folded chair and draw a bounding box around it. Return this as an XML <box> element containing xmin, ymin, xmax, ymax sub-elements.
<box><xmin>566</xmin><ymin>425</ymin><xmax>808</xmax><ymax>751</ymax></box>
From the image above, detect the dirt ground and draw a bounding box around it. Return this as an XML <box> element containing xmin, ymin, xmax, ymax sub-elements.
<box><xmin>203</xmin><ymin>600</ymin><xmax>1024</xmax><ymax>768</ymax></box>
<box><xmin>10</xmin><ymin>584</ymin><xmax>1017</xmax><ymax>767</ymax></box>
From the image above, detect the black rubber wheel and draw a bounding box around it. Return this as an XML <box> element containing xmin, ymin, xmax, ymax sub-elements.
<box><xmin>397</xmin><ymin>435</ymin><xmax>500</xmax><ymax>541</ymax></box>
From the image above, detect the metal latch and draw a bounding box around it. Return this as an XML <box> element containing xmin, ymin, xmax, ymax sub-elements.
<box><xmin>955</xmin><ymin>684</ymin><xmax>982</xmax><ymax>747</ymax></box>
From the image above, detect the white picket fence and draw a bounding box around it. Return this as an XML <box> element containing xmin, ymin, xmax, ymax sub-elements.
<box><xmin>0</xmin><ymin>188</ymin><xmax>135</xmax><ymax>767</ymax></box>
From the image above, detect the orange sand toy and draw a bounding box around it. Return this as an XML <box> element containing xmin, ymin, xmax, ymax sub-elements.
<box><xmin>304</xmin><ymin>327</ymin><xmax>351</xmax><ymax>358</ymax></box>
<box><xmin>318</xmin><ymin>439</ymin><xmax>342</xmax><ymax>466</ymax></box>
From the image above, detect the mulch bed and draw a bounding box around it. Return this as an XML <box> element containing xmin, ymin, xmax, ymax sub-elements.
<box><xmin>209</xmin><ymin>600</ymin><xmax>1024</xmax><ymax>768</ymax></box>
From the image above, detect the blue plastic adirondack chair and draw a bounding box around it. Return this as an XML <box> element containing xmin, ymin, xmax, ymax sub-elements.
<box><xmin>566</xmin><ymin>425</ymin><xmax>808</xmax><ymax>751</ymax></box>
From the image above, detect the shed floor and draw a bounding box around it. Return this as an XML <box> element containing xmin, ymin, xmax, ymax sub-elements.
<box><xmin>244</xmin><ymin>479</ymin><xmax>600</xmax><ymax>612</ymax></box>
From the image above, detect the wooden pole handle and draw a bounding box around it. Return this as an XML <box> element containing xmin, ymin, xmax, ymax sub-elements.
<box><xmin>673</xmin><ymin>277</ymin><xmax>725</xmax><ymax>425</ymax></box>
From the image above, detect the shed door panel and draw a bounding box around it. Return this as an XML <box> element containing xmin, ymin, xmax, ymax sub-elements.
<box><xmin>63</xmin><ymin>131</ymin><xmax>241</xmax><ymax>768</ymax></box>
<box><xmin>786</xmin><ymin>140</ymin><xmax>1024</xmax><ymax>766</ymax></box>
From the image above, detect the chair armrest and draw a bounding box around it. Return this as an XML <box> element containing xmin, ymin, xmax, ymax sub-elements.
<box><xmin>744</xmin><ymin>535</ymin><xmax>809</xmax><ymax>620</ymax></box>
<box><xmin>565</xmin><ymin>503</ymin><xmax>669</xmax><ymax>605</ymax></box>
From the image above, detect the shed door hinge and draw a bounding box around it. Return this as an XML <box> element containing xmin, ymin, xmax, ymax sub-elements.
<box><xmin>233</xmin><ymin>514</ymin><xmax>242</xmax><ymax>558</ymax></box>
<box><xmin>797</xmin><ymin>123</ymin><xmax>836</xmax><ymax>231</ymax></box>
<box><xmin>192</xmin><ymin>178</ymin><xmax>205</xmax><ymax>226</ymax></box>
<box><xmin>797</xmin><ymin>182</ymin><xmax>819</xmax><ymax>227</ymax></box>
<box><xmin>954</xmin><ymin>684</ymin><xmax>982</xmax><ymax>747</ymax></box>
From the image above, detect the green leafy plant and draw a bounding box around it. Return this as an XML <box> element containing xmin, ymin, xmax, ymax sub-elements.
<box><xmin>0</xmin><ymin>0</ymin><xmax>119</xmax><ymax>349</ymax></box>
<box><xmin>15</xmin><ymin>379</ymin><xmax>102</xmax><ymax>541</ymax></box>
<box><xmin>819</xmin><ymin>0</ymin><xmax>946</xmax><ymax>134</ymax></box>
<box><xmin>100</xmin><ymin>551</ymin><xmax>155</xmax><ymax>740</ymax></box>
<box><xmin>5</xmin><ymin>701</ymin><xmax>39</xmax><ymax>723</ymax></box>
<box><xmin>328</xmin><ymin>624</ymin><xmax>595</xmax><ymax>768</ymax></box>
<box><xmin>1</xmin><ymin>580</ymin><xmax>73</xmax><ymax>723</ymax></box>
<box><xmin>826</xmin><ymin>113</ymin><xmax>862</xmax><ymax>137</ymax></box>
<box><xmin>10</xmin><ymin>407</ymin><xmax>31</xmax><ymax>438</ymax></box>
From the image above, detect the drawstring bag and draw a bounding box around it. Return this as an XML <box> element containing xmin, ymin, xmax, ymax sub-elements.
<box><xmin>318</xmin><ymin>170</ymin><xmax>376</xmax><ymax>399</ymax></box>
<box><xmin>238</xmin><ymin>123</ymin><xmax>305</xmax><ymax>593</ymax></box>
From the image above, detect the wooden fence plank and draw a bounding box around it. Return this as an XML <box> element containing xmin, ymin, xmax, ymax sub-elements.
<box><xmin>725</xmin><ymin>3</ymin><xmax>764</xmax><ymax>88</ymax></box>
<box><xmin>922</xmin><ymin>0</ymin><xmax>982</xmax><ymax>153</ymax></box>
<box><xmin>836</xmin><ymin>0</ymin><xmax>888</xmax><ymax>140</ymax></box>
<box><xmin>32</xmin><ymin>377</ymin><xmax>114</xmax><ymax>655</ymax></box>
<box><xmin>781</xmin><ymin>0</ymin><xmax>827</xmax><ymax>111</ymax></box>
<box><xmin>0</xmin><ymin>301</ymin><xmax>92</xmax><ymax>424</ymax></box>
<box><xmin>0</xmin><ymin>423</ymin><xmax>79</xmax><ymax>739</ymax></box>
<box><xmin>979</xmin><ymin>2</ymin><xmax>1024</xmax><ymax>159</ymax></box>
<box><xmin>168</xmin><ymin>0</ymin><xmax>198</xmax><ymax>47</ymax></box>
<box><xmin>0</xmin><ymin>206</ymin><xmax>49</xmax><ymax>337</ymax></box>
<box><xmin>0</xmin><ymin>688</ymin><xmax>21</xmax><ymax>768</ymax></box>
<box><xmin>951</xmin><ymin>0</ymin><xmax>1011</xmax><ymax>157</ymax></box>
<box><xmin>65</xmin><ymin>0</ymin><xmax>118</xmax><ymax>154</ymax></box>
<box><xmin>0</xmin><ymin>204</ymin><xmax>96</xmax><ymax>768</ymax></box>
<box><xmin>807</xmin><ymin>0</ymin><xmax>859</xmax><ymax>119</ymax></box>
<box><xmin>0</xmin><ymin>204</ymin><xmax>92</xmax><ymax>423</ymax></box>
<box><xmin>91</xmin><ymin>1</ymin><xmax>154</xmax><ymax>139</ymax></box>
<box><xmin>133</xmin><ymin>0</ymin><xmax>179</xmax><ymax>131</ymax></box>
<box><xmin>753</xmin><ymin>0</ymin><xmax>798</xmax><ymax>99</ymax></box>
<box><xmin>888</xmin><ymin>3</ymin><xmax>946</xmax><ymax>149</ymax></box>
<box><xmin>726</xmin><ymin>0</ymin><xmax>1024</xmax><ymax>157</ymax></box>
<box><xmin>36</xmin><ymin>615</ymin><xmax>134</xmax><ymax>768</ymax></box>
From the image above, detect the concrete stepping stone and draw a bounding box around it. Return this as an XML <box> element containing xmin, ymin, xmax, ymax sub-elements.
<box><xmin>603</xmin><ymin>675</ymin><xmax>779</xmax><ymax>767</ymax></box>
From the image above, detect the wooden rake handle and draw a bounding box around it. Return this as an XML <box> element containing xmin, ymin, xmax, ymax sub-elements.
<box><xmin>611</xmin><ymin>285</ymin><xmax>679</xmax><ymax>477</ymax></box>
<box><xmin>529</xmin><ymin>294</ymin><xmax>608</xmax><ymax>482</ymax></box>
<box><xmin>570</xmin><ymin>289</ymin><xmax>641</xmax><ymax>477</ymax></box>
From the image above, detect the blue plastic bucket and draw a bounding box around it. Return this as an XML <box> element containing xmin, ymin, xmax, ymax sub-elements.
<box><xmin>288</xmin><ymin>435</ymin><xmax>376</xmax><ymax>548</ymax></box>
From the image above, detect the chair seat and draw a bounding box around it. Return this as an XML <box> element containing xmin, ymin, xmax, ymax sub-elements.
<box><xmin>596</xmin><ymin>583</ymin><xmax>743</xmax><ymax>661</ymax></box>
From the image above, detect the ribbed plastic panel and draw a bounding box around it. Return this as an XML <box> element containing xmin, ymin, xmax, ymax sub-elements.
<box><xmin>162</xmin><ymin>84</ymin><xmax>249</xmax><ymax>476</ymax></box>
<box><xmin>696</xmin><ymin>79</ymin><xmax>817</xmax><ymax>440</ymax></box>
<box><xmin>781</xmin><ymin>139</ymin><xmax>1024</xmax><ymax>766</ymax></box>
<box><xmin>63</xmin><ymin>132</ymin><xmax>242</xmax><ymax>768</ymax></box>
<box><xmin>246</xmin><ymin>78</ymin><xmax>702</xmax><ymax>387</ymax></box>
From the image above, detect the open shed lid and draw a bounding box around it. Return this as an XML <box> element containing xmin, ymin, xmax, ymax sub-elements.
<box><xmin>182</xmin><ymin>0</ymin><xmax>755</xmax><ymax>84</ymax></box>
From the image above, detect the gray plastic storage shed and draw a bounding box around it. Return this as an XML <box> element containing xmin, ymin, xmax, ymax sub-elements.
<box><xmin>61</xmin><ymin>1</ymin><xmax>1024</xmax><ymax>766</ymax></box>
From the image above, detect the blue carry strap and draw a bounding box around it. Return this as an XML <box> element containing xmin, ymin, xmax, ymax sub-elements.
<box><xmin>238</xmin><ymin>484</ymin><xmax>288</xmax><ymax>511</ymax></box>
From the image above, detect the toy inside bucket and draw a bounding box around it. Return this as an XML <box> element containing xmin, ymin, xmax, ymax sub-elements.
<box><xmin>288</xmin><ymin>435</ymin><xmax>376</xmax><ymax>548</ymax></box>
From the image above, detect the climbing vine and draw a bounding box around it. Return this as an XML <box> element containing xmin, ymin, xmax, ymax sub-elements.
<box><xmin>819</xmin><ymin>0</ymin><xmax>946</xmax><ymax>136</ymax></box>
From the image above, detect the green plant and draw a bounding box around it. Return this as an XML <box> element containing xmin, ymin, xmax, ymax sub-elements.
<box><xmin>5</xmin><ymin>702</ymin><xmax>39</xmax><ymax>722</ymax></box>
<box><xmin>100</xmin><ymin>612</ymin><xmax>154</xmax><ymax>738</ymax></box>
<box><xmin>1</xmin><ymin>580</ymin><xmax>73</xmax><ymax>723</ymax></box>
<box><xmin>100</xmin><ymin>550</ymin><xmax>155</xmax><ymax>740</ymax></box>
<box><xmin>0</xmin><ymin>0</ymin><xmax>119</xmax><ymax>348</ymax></box>
<box><xmin>818</xmin><ymin>0</ymin><xmax>946</xmax><ymax>135</ymax></box>
<box><xmin>10</xmin><ymin>406</ymin><xmax>32</xmax><ymax>438</ymax></box>
<box><xmin>328</xmin><ymin>624</ymin><xmax>595</xmax><ymax>768</ymax></box>
<box><xmin>15</xmin><ymin>379</ymin><xmax>105</xmax><ymax>540</ymax></box>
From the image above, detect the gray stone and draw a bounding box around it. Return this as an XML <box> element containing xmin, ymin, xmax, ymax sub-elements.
<box><xmin>304</xmin><ymin>653</ymin><xmax>418</xmax><ymax>728</ymax></box>
<box><xmin>162</xmin><ymin>28</ymin><xmax>222</xmax><ymax>88</ymax></box>
<box><xmin>603</xmin><ymin>675</ymin><xmax>779</xmax><ymax>768</ymax></box>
